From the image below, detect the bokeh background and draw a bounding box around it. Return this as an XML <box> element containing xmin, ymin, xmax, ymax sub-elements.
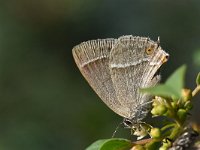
<box><xmin>0</xmin><ymin>0</ymin><xmax>200</xmax><ymax>149</ymax></box>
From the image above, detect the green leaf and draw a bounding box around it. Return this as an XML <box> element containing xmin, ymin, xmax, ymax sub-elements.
<box><xmin>141</xmin><ymin>84</ymin><xmax>179</xmax><ymax>99</ymax></box>
<box><xmin>165</xmin><ymin>65</ymin><xmax>186</xmax><ymax>98</ymax></box>
<box><xmin>196</xmin><ymin>72</ymin><xmax>200</xmax><ymax>86</ymax></box>
<box><xmin>86</xmin><ymin>139</ymin><xmax>108</xmax><ymax>150</ymax></box>
<box><xmin>86</xmin><ymin>138</ymin><xmax>132</xmax><ymax>150</ymax></box>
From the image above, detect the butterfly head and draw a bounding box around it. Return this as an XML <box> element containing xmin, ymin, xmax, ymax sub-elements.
<box><xmin>123</xmin><ymin>118</ymin><xmax>152</xmax><ymax>140</ymax></box>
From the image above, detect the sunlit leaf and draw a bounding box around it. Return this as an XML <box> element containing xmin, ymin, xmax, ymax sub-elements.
<box><xmin>86</xmin><ymin>138</ymin><xmax>132</xmax><ymax>150</ymax></box>
<box><xmin>141</xmin><ymin>84</ymin><xmax>179</xmax><ymax>99</ymax></box>
<box><xmin>165</xmin><ymin>65</ymin><xmax>186</xmax><ymax>98</ymax></box>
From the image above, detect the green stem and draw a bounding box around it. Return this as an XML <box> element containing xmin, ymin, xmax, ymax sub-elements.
<box><xmin>168</xmin><ymin>125</ymin><xmax>182</xmax><ymax>140</ymax></box>
<box><xmin>165</xmin><ymin>99</ymin><xmax>182</xmax><ymax>127</ymax></box>
<box><xmin>161</xmin><ymin>123</ymin><xmax>176</xmax><ymax>132</ymax></box>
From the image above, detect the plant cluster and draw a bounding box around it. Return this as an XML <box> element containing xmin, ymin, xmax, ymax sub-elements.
<box><xmin>86</xmin><ymin>65</ymin><xmax>200</xmax><ymax>150</ymax></box>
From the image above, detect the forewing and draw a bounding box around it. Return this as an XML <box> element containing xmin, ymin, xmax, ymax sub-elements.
<box><xmin>72</xmin><ymin>39</ymin><xmax>130</xmax><ymax>118</ymax></box>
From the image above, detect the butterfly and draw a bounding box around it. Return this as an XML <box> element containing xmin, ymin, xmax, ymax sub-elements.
<box><xmin>72</xmin><ymin>35</ymin><xmax>169</xmax><ymax>138</ymax></box>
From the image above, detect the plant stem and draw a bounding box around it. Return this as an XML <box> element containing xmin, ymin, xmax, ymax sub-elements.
<box><xmin>133</xmin><ymin>138</ymin><xmax>153</xmax><ymax>145</ymax></box>
<box><xmin>192</xmin><ymin>85</ymin><xmax>200</xmax><ymax>97</ymax></box>
<box><xmin>161</xmin><ymin>123</ymin><xmax>176</xmax><ymax>132</ymax></box>
<box><xmin>165</xmin><ymin>99</ymin><xmax>182</xmax><ymax>127</ymax></box>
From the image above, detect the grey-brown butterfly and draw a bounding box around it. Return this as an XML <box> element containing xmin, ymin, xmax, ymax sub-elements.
<box><xmin>72</xmin><ymin>35</ymin><xmax>169</xmax><ymax>139</ymax></box>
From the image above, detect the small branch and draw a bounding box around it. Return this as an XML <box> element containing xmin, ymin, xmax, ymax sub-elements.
<box><xmin>132</xmin><ymin>138</ymin><xmax>153</xmax><ymax>145</ymax></box>
<box><xmin>165</xmin><ymin>99</ymin><xmax>182</xmax><ymax>127</ymax></box>
<box><xmin>161</xmin><ymin>123</ymin><xmax>176</xmax><ymax>132</ymax></box>
<box><xmin>192</xmin><ymin>85</ymin><xmax>200</xmax><ymax>97</ymax></box>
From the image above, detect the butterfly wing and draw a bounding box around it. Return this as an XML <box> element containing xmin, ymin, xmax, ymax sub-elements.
<box><xmin>109</xmin><ymin>35</ymin><xmax>168</xmax><ymax>120</ymax></box>
<box><xmin>72</xmin><ymin>39</ymin><xmax>130</xmax><ymax>118</ymax></box>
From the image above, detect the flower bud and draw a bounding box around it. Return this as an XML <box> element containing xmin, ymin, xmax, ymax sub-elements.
<box><xmin>171</xmin><ymin>102</ymin><xmax>177</xmax><ymax>109</ymax></box>
<box><xmin>151</xmin><ymin>108</ymin><xmax>158</xmax><ymax>116</ymax></box>
<box><xmin>150</xmin><ymin>128</ymin><xmax>161</xmax><ymax>139</ymax></box>
<box><xmin>177</xmin><ymin>109</ymin><xmax>187</xmax><ymax>121</ymax></box>
<box><xmin>151</xmin><ymin>105</ymin><xmax>168</xmax><ymax>116</ymax></box>
<box><xmin>156</xmin><ymin>105</ymin><xmax>168</xmax><ymax>115</ymax></box>
<box><xmin>159</xmin><ymin>145</ymin><xmax>168</xmax><ymax>150</ymax></box>
<box><xmin>182</xmin><ymin>89</ymin><xmax>192</xmax><ymax>101</ymax></box>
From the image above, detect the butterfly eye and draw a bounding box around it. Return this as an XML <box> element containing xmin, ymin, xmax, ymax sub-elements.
<box><xmin>145</xmin><ymin>45</ymin><xmax>154</xmax><ymax>55</ymax></box>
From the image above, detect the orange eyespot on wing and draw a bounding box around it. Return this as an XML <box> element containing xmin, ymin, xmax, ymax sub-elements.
<box><xmin>145</xmin><ymin>45</ymin><xmax>155</xmax><ymax>55</ymax></box>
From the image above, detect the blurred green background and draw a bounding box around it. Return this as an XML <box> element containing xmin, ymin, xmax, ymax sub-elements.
<box><xmin>0</xmin><ymin>0</ymin><xmax>200</xmax><ymax>149</ymax></box>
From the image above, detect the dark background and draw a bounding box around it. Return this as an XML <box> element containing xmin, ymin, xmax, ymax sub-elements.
<box><xmin>0</xmin><ymin>0</ymin><xmax>200</xmax><ymax>149</ymax></box>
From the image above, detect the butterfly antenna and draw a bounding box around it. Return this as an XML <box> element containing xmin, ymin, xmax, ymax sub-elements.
<box><xmin>112</xmin><ymin>121</ymin><xmax>124</xmax><ymax>138</ymax></box>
